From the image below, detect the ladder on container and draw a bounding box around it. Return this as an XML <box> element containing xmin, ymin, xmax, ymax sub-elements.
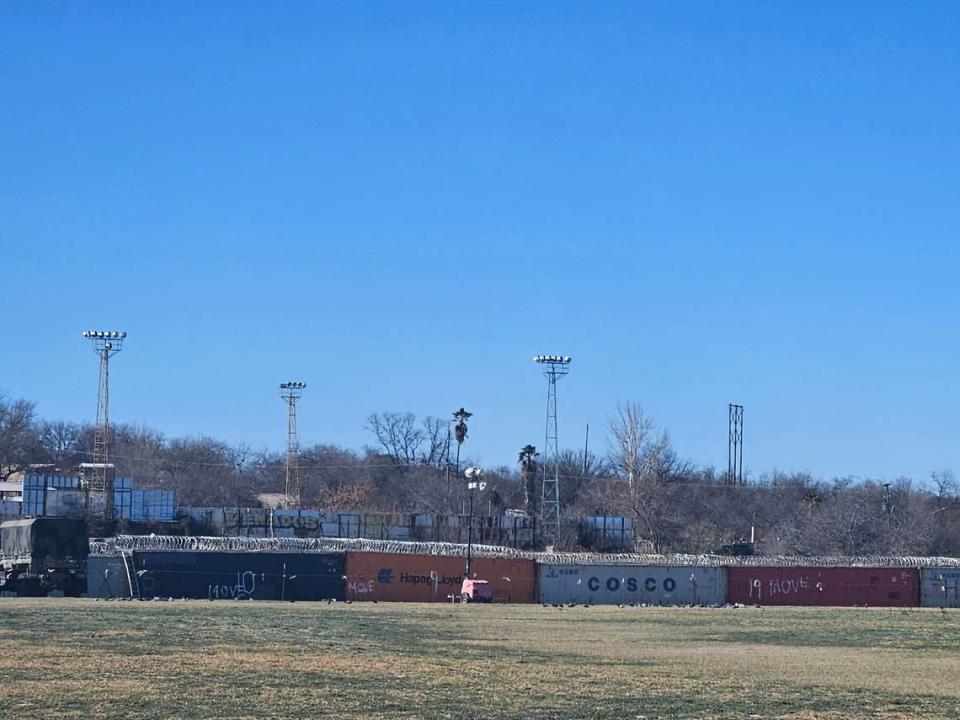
<box><xmin>120</xmin><ymin>551</ymin><xmax>140</xmax><ymax>599</ymax></box>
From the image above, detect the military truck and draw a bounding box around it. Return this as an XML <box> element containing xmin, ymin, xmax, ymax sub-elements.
<box><xmin>0</xmin><ymin>518</ymin><xmax>89</xmax><ymax>596</ymax></box>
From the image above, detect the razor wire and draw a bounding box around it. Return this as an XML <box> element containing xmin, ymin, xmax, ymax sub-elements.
<box><xmin>88</xmin><ymin>534</ymin><xmax>960</xmax><ymax>568</ymax></box>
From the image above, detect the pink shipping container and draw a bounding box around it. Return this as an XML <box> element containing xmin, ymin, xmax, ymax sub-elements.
<box><xmin>726</xmin><ymin>566</ymin><xmax>919</xmax><ymax>607</ymax></box>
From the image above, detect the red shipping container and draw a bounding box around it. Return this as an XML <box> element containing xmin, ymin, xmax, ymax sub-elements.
<box><xmin>344</xmin><ymin>551</ymin><xmax>536</xmax><ymax>603</ymax></box>
<box><xmin>726</xmin><ymin>566</ymin><xmax>919</xmax><ymax>607</ymax></box>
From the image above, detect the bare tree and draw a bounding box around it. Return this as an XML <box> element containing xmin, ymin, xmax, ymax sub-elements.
<box><xmin>932</xmin><ymin>470</ymin><xmax>959</xmax><ymax>519</ymax></box>
<box><xmin>606</xmin><ymin>402</ymin><xmax>682</xmax><ymax>552</ymax></box>
<box><xmin>158</xmin><ymin>436</ymin><xmax>254</xmax><ymax>507</ymax></box>
<box><xmin>607</xmin><ymin>402</ymin><xmax>656</xmax><ymax>490</ymax></box>
<box><xmin>365</xmin><ymin>411</ymin><xmax>423</xmax><ymax>464</ymax></box>
<box><xmin>0</xmin><ymin>395</ymin><xmax>41</xmax><ymax>479</ymax></box>
<box><xmin>37</xmin><ymin>420</ymin><xmax>88</xmax><ymax>467</ymax></box>
<box><xmin>420</xmin><ymin>416</ymin><xmax>449</xmax><ymax>469</ymax></box>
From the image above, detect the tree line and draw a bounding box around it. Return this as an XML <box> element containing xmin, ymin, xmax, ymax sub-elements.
<box><xmin>2</xmin><ymin>393</ymin><xmax>959</xmax><ymax>555</ymax></box>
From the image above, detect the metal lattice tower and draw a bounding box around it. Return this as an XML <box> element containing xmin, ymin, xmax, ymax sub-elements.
<box><xmin>533</xmin><ymin>355</ymin><xmax>571</xmax><ymax>545</ymax></box>
<box><xmin>82</xmin><ymin>330</ymin><xmax>126</xmax><ymax>518</ymax></box>
<box><xmin>279</xmin><ymin>382</ymin><xmax>306</xmax><ymax>507</ymax></box>
<box><xmin>728</xmin><ymin>403</ymin><xmax>744</xmax><ymax>485</ymax></box>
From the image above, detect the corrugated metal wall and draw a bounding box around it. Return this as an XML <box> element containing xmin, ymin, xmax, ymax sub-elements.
<box><xmin>132</xmin><ymin>551</ymin><xmax>345</xmax><ymax>601</ymax></box>
<box><xmin>726</xmin><ymin>567</ymin><xmax>920</xmax><ymax>606</ymax></box>
<box><xmin>538</xmin><ymin>564</ymin><xmax>726</xmax><ymax>605</ymax></box>
<box><xmin>86</xmin><ymin>556</ymin><xmax>130</xmax><ymax>598</ymax></box>
<box><xmin>344</xmin><ymin>551</ymin><xmax>536</xmax><ymax>603</ymax></box>
<box><xmin>920</xmin><ymin>567</ymin><xmax>960</xmax><ymax>608</ymax></box>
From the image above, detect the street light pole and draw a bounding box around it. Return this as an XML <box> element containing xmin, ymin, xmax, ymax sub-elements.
<box><xmin>464</xmin><ymin>467</ymin><xmax>485</xmax><ymax>578</ymax></box>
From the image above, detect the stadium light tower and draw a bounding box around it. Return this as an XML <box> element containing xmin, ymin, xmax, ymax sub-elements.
<box><xmin>82</xmin><ymin>330</ymin><xmax>127</xmax><ymax>519</ymax></box>
<box><xmin>533</xmin><ymin>355</ymin><xmax>572</xmax><ymax>546</ymax></box>
<box><xmin>279</xmin><ymin>382</ymin><xmax>306</xmax><ymax>508</ymax></box>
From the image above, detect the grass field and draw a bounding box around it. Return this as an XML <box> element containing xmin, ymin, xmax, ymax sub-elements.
<box><xmin>1</xmin><ymin>600</ymin><xmax>959</xmax><ymax>719</ymax></box>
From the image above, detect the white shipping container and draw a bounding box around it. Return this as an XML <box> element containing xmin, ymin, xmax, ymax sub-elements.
<box><xmin>537</xmin><ymin>564</ymin><xmax>726</xmax><ymax>606</ymax></box>
<box><xmin>86</xmin><ymin>557</ymin><xmax>131</xmax><ymax>598</ymax></box>
<box><xmin>920</xmin><ymin>567</ymin><xmax>960</xmax><ymax>608</ymax></box>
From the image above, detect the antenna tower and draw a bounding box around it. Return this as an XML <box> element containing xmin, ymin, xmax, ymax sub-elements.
<box><xmin>82</xmin><ymin>330</ymin><xmax>126</xmax><ymax>519</ymax></box>
<box><xmin>533</xmin><ymin>355</ymin><xmax>571</xmax><ymax>545</ymax></box>
<box><xmin>279</xmin><ymin>382</ymin><xmax>306</xmax><ymax>507</ymax></box>
<box><xmin>728</xmin><ymin>403</ymin><xmax>744</xmax><ymax>485</ymax></box>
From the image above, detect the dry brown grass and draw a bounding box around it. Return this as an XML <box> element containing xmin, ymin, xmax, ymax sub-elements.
<box><xmin>0</xmin><ymin>600</ymin><xmax>957</xmax><ymax>719</ymax></box>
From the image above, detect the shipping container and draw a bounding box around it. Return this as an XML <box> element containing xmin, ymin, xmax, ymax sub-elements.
<box><xmin>132</xmin><ymin>551</ymin><xmax>345</xmax><ymax>601</ymax></box>
<box><xmin>273</xmin><ymin>509</ymin><xmax>322</xmax><ymax>534</ymax></box>
<box><xmin>138</xmin><ymin>490</ymin><xmax>174</xmax><ymax>521</ymax></box>
<box><xmin>22</xmin><ymin>486</ymin><xmax>45</xmax><ymax>516</ymax></box>
<box><xmin>726</xmin><ymin>566</ymin><xmax>919</xmax><ymax>607</ymax></box>
<box><xmin>920</xmin><ymin>567</ymin><xmax>960</xmax><ymax>608</ymax></box>
<box><xmin>113</xmin><ymin>486</ymin><xmax>132</xmax><ymax>519</ymax></box>
<box><xmin>23</xmin><ymin>474</ymin><xmax>80</xmax><ymax>490</ymax></box>
<box><xmin>538</xmin><ymin>564</ymin><xmax>725</xmax><ymax>605</ymax></box>
<box><xmin>86</xmin><ymin>556</ymin><xmax>131</xmax><ymax>598</ymax></box>
<box><xmin>345</xmin><ymin>551</ymin><xmax>536</xmax><ymax>603</ymax></box>
<box><xmin>44</xmin><ymin>488</ymin><xmax>86</xmax><ymax>517</ymax></box>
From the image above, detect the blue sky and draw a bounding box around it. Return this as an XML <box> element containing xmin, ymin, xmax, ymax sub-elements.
<box><xmin>2</xmin><ymin>3</ymin><xmax>959</xmax><ymax>484</ymax></box>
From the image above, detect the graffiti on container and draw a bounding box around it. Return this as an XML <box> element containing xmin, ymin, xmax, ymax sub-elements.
<box><xmin>349</xmin><ymin>580</ymin><xmax>375</xmax><ymax>594</ymax></box>
<box><xmin>274</xmin><ymin>514</ymin><xmax>320</xmax><ymax>531</ymax></box>
<box><xmin>224</xmin><ymin>509</ymin><xmax>321</xmax><ymax>532</ymax></box>
<box><xmin>748</xmin><ymin>575</ymin><xmax>824</xmax><ymax>601</ymax></box>
<box><xmin>209</xmin><ymin>570</ymin><xmax>259</xmax><ymax>600</ymax></box>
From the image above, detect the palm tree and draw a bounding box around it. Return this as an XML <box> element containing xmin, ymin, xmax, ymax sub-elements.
<box><xmin>518</xmin><ymin>444</ymin><xmax>539</xmax><ymax>516</ymax></box>
<box><xmin>452</xmin><ymin>408</ymin><xmax>472</xmax><ymax>479</ymax></box>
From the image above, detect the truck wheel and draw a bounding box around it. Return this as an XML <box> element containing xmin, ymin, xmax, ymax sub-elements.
<box><xmin>16</xmin><ymin>577</ymin><xmax>43</xmax><ymax>597</ymax></box>
<box><xmin>63</xmin><ymin>578</ymin><xmax>84</xmax><ymax>598</ymax></box>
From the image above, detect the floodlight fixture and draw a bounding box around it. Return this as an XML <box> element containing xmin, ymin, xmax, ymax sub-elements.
<box><xmin>533</xmin><ymin>355</ymin><xmax>572</xmax><ymax>364</ymax></box>
<box><xmin>83</xmin><ymin>329</ymin><xmax>127</xmax><ymax>342</ymax></box>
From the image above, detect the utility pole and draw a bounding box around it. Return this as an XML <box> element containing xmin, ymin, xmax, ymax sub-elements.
<box><xmin>464</xmin><ymin>467</ymin><xmax>486</xmax><ymax>578</ymax></box>
<box><xmin>728</xmin><ymin>404</ymin><xmax>744</xmax><ymax>485</ymax></box>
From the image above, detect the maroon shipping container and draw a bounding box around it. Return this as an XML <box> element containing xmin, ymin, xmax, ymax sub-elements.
<box><xmin>726</xmin><ymin>567</ymin><xmax>919</xmax><ymax>607</ymax></box>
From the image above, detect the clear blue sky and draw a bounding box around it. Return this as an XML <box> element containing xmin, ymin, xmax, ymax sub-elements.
<box><xmin>2</xmin><ymin>3</ymin><xmax>959</xmax><ymax>484</ymax></box>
